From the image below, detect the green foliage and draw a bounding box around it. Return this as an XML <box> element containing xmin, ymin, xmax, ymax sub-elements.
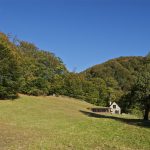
<box><xmin>62</xmin><ymin>74</ymin><xmax>123</xmax><ymax>106</ymax></box>
<box><xmin>86</xmin><ymin>57</ymin><xmax>142</xmax><ymax>83</ymax></box>
<box><xmin>129</xmin><ymin>105</ymin><xmax>143</xmax><ymax>118</ymax></box>
<box><xmin>17</xmin><ymin>41</ymin><xmax>67</xmax><ymax>96</ymax></box>
<box><xmin>63</xmin><ymin>73</ymin><xmax>84</xmax><ymax>99</ymax></box>
<box><xmin>0</xmin><ymin>32</ymin><xmax>67</xmax><ymax>98</ymax></box>
<box><xmin>0</xmin><ymin>32</ymin><xmax>20</xmax><ymax>99</ymax></box>
<box><xmin>132</xmin><ymin>71</ymin><xmax>150</xmax><ymax>120</ymax></box>
<box><xmin>0</xmin><ymin>31</ymin><xmax>149</xmax><ymax>120</ymax></box>
<box><xmin>120</xmin><ymin>58</ymin><xmax>150</xmax><ymax>120</ymax></box>
<box><xmin>79</xmin><ymin>56</ymin><xmax>146</xmax><ymax>107</ymax></box>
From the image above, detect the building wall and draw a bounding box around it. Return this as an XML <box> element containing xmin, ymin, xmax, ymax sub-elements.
<box><xmin>110</xmin><ymin>102</ymin><xmax>121</xmax><ymax>114</ymax></box>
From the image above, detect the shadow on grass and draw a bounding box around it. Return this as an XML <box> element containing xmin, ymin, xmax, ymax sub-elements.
<box><xmin>80</xmin><ymin>110</ymin><xmax>150</xmax><ymax>128</ymax></box>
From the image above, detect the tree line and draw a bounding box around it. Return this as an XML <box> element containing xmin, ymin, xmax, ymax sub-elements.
<box><xmin>0</xmin><ymin>32</ymin><xmax>149</xmax><ymax>120</ymax></box>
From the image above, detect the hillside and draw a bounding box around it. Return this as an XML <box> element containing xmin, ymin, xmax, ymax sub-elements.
<box><xmin>0</xmin><ymin>32</ymin><xmax>67</xmax><ymax>98</ymax></box>
<box><xmin>17</xmin><ymin>41</ymin><xmax>67</xmax><ymax>96</ymax></box>
<box><xmin>82</xmin><ymin>56</ymin><xmax>144</xmax><ymax>91</ymax></box>
<box><xmin>0</xmin><ymin>32</ymin><xmax>149</xmax><ymax>119</ymax></box>
<box><xmin>74</xmin><ymin>56</ymin><xmax>149</xmax><ymax>109</ymax></box>
<box><xmin>0</xmin><ymin>95</ymin><xmax>149</xmax><ymax>150</ymax></box>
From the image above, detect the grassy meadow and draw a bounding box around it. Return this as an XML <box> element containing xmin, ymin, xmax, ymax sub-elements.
<box><xmin>0</xmin><ymin>95</ymin><xmax>149</xmax><ymax>150</ymax></box>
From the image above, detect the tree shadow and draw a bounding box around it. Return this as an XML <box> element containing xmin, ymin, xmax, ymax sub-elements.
<box><xmin>80</xmin><ymin>110</ymin><xmax>150</xmax><ymax>128</ymax></box>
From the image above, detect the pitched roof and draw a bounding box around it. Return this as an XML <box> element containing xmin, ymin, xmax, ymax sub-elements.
<box><xmin>110</xmin><ymin>102</ymin><xmax>120</xmax><ymax>108</ymax></box>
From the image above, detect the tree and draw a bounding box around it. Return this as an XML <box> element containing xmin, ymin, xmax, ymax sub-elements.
<box><xmin>90</xmin><ymin>78</ymin><xmax>108</xmax><ymax>106</ymax></box>
<box><xmin>63</xmin><ymin>73</ymin><xmax>83</xmax><ymax>99</ymax></box>
<box><xmin>17</xmin><ymin>41</ymin><xmax>67</xmax><ymax>96</ymax></box>
<box><xmin>132</xmin><ymin>73</ymin><xmax>150</xmax><ymax>120</ymax></box>
<box><xmin>128</xmin><ymin>58</ymin><xmax>150</xmax><ymax>120</ymax></box>
<box><xmin>0</xmin><ymin>32</ymin><xmax>20</xmax><ymax>99</ymax></box>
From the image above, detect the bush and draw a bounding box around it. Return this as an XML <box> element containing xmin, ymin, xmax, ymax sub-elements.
<box><xmin>129</xmin><ymin>106</ymin><xmax>143</xmax><ymax>118</ymax></box>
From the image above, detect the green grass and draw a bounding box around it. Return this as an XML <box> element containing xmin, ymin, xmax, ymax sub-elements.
<box><xmin>0</xmin><ymin>95</ymin><xmax>149</xmax><ymax>150</ymax></box>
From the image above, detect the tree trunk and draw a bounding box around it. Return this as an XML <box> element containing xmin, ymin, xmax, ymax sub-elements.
<box><xmin>144</xmin><ymin>105</ymin><xmax>150</xmax><ymax>120</ymax></box>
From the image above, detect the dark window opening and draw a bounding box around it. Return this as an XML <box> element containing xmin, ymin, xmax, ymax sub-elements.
<box><xmin>113</xmin><ymin>105</ymin><xmax>116</xmax><ymax>109</ymax></box>
<box><xmin>115</xmin><ymin>110</ymin><xmax>119</xmax><ymax>114</ymax></box>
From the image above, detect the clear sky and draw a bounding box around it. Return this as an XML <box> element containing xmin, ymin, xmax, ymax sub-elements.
<box><xmin>1</xmin><ymin>0</ymin><xmax>150</xmax><ymax>72</ymax></box>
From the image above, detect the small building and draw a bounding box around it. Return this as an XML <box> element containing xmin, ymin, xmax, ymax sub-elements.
<box><xmin>90</xmin><ymin>102</ymin><xmax>121</xmax><ymax>114</ymax></box>
<box><xmin>109</xmin><ymin>102</ymin><xmax>121</xmax><ymax>114</ymax></box>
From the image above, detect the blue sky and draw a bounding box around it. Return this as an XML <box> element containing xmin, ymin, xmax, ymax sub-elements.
<box><xmin>1</xmin><ymin>0</ymin><xmax>150</xmax><ymax>72</ymax></box>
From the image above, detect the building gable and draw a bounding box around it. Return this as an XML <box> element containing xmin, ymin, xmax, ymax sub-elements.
<box><xmin>110</xmin><ymin>102</ymin><xmax>121</xmax><ymax>114</ymax></box>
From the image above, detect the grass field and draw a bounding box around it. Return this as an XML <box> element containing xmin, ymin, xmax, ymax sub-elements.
<box><xmin>0</xmin><ymin>95</ymin><xmax>149</xmax><ymax>150</ymax></box>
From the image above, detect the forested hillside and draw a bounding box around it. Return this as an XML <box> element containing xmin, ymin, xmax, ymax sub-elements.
<box><xmin>0</xmin><ymin>32</ymin><xmax>67</xmax><ymax>98</ymax></box>
<box><xmin>84</xmin><ymin>57</ymin><xmax>144</xmax><ymax>90</ymax></box>
<box><xmin>17</xmin><ymin>41</ymin><xmax>67</xmax><ymax>96</ymax></box>
<box><xmin>0</xmin><ymin>32</ymin><xmax>149</xmax><ymax>119</ymax></box>
<box><xmin>80</xmin><ymin>56</ymin><xmax>150</xmax><ymax>119</ymax></box>
<box><xmin>80</xmin><ymin>57</ymin><xmax>145</xmax><ymax>104</ymax></box>
<box><xmin>63</xmin><ymin>56</ymin><xmax>149</xmax><ymax>108</ymax></box>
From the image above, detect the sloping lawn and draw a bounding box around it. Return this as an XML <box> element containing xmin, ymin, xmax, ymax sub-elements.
<box><xmin>0</xmin><ymin>95</ymin><xmax>149</xmax><ymax>150</ymax></box>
